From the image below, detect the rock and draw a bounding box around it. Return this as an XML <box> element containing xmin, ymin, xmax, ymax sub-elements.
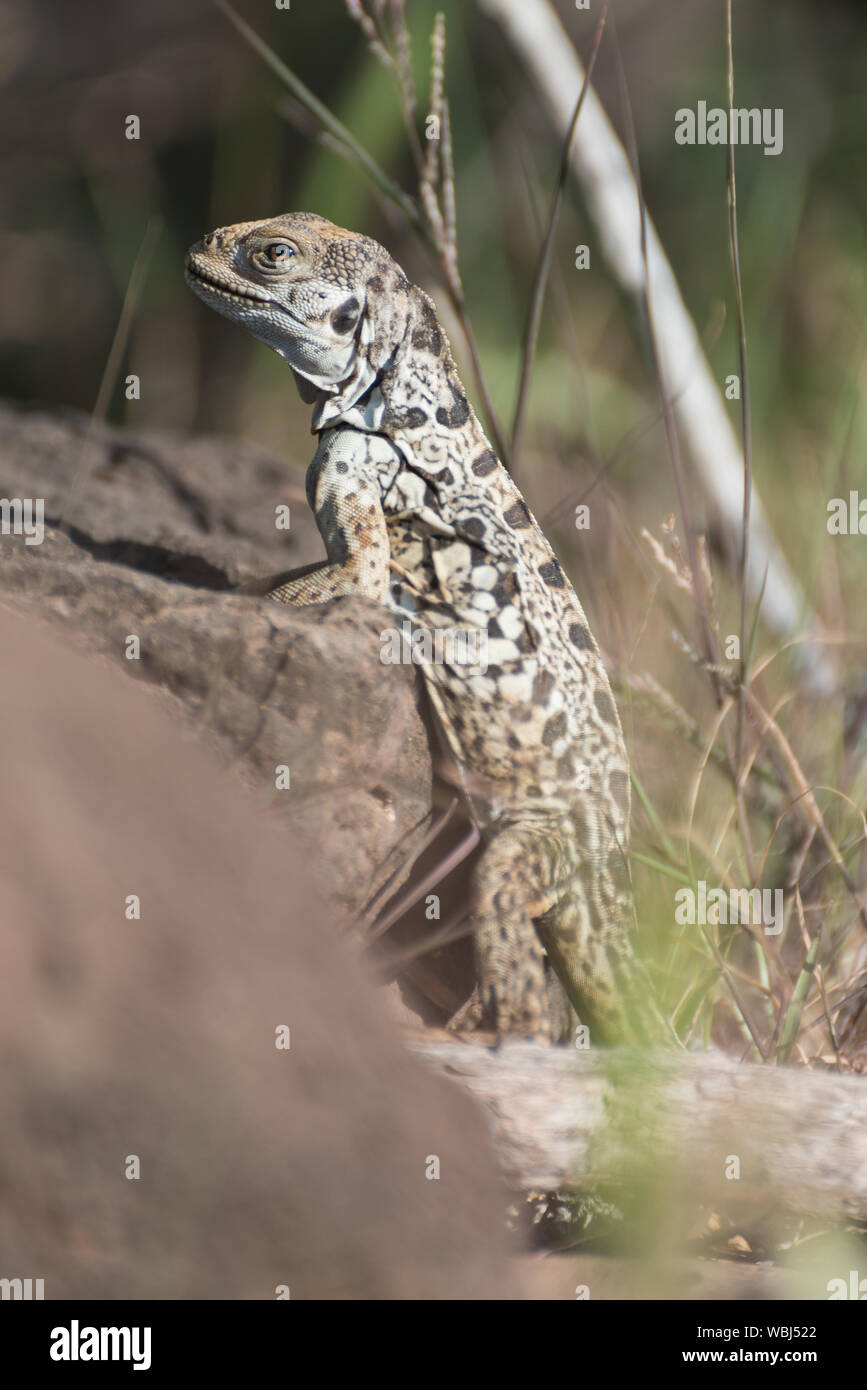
<box><xmin>0</xmin><ymin>607</ymin><xmax>516</xmax><ymax>1299</ymax></box>
<box><xmin>0</xmin><ymin>400</ymin><xmax>432</xmax><ymax>917</ymax></box>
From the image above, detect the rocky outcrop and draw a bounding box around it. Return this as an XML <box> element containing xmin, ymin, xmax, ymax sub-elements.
<box><xmin>0</xmin><ymin>400</ymin><xmax>432</xmax><ymax>917</ymax></box>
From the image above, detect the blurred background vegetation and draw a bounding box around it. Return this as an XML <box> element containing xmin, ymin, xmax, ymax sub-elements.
<box><xmin>3</xmin><ymin>0</ymin><xmax>867</xmax><ymax>1061</ymax></box>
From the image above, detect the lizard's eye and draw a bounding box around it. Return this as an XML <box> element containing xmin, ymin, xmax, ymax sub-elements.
<box><xmin>263</xmin><ymin>241</ymin><xmax>296</xmax><ymax>263</ymax></box>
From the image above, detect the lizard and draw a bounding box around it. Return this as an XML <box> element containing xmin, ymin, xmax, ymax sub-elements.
<box><xmin>185</xmin><ymin>211</ymin><xmax>670</xmax><ymax>1045</ymax></box>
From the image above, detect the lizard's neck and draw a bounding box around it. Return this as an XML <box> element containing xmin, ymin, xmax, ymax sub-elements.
<box><xmin>312</xmin><ymin>283</ymin><xmax>500</xmax><ymax>495</ymax></box>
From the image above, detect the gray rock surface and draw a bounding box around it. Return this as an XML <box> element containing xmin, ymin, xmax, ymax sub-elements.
<box><xmin>0</xmin><ymin>400</ymin><xmax>432</xmax><ymax>916</ymax></box>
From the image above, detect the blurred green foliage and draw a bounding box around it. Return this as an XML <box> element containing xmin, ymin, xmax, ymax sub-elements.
<box><xmin>3</xmin><ymin>0</ymin><xmax>866</xmax><ymax>501</ymax></box>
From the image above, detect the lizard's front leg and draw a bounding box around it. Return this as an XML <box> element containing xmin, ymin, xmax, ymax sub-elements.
<box><xmin>245</xmin><ymin>428</ymin><xmax>393</xmax><ymax>607</ymax></box>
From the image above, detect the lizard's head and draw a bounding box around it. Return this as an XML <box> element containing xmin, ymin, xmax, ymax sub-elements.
<box><xmin>185</xmin><ymin>212</ymin><xmax>411</xmax><ymax>426</ymax></box>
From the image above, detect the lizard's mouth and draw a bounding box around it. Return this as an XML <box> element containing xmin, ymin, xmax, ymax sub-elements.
<box><xmin>184</xmin><ymin>261</ymin><xmax>273</xmax><ymax>308</ymax></box>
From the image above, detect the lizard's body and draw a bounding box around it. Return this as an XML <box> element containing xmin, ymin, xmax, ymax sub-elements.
<box><xmin>186</xmin><ymin>212</ymin><xmax>666</xmax><ymax>1043</ymax></box>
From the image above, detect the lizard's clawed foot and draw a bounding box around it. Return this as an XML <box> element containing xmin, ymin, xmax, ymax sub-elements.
<box><xmin>446</xmin><ymin>988</ymin><xmax>484</xmax><ymax>1035</ymax></box>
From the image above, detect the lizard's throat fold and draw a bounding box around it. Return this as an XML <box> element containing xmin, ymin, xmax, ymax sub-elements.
<box><xmin>285</xmin><ymin>315</ymin><xmax>381</xmax><ymax>433</ymax></box>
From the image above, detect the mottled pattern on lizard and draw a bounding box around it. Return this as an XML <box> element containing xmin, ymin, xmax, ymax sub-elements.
<box><xmin>186</xmin><ymin>211</ymin><xmax>668</xmax><ymax>1045</ymax></box>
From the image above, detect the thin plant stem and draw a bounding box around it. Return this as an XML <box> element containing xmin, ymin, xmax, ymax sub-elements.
<box><xmin>59</xmin><ymin>215</ymin><xmax>162</xmax><ymax>523</ymax></box>
<box><xmin>611</xmin><ymin>15</ymin><xmax>759</xmax><ymax>893</ymax></box>
<box><xmin>211</xmin><ymin>0</ymin><xmax>425</xmax><ymax>236</ymax></box>
<box><xmin>726</xmin><ymin>1</ymin><xmax>754</xmax><ymax>790</ymax></box>
<box><xmin>510</xmin><ymin>1</ymin><xmax>609</xmax><ymax>474</ymax></box>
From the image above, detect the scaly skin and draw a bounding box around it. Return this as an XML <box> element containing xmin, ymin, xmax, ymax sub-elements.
<box><xmin>186</xmin><ymin>211</ymin><xmax>670</xmax><ymax>1045</ymax></box>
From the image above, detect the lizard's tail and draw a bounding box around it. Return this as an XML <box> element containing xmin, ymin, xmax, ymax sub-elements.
<box><xmin>472</xmin><ymin>817</ymin><xmax>675</xmax><ymax>1046</ymax></box>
